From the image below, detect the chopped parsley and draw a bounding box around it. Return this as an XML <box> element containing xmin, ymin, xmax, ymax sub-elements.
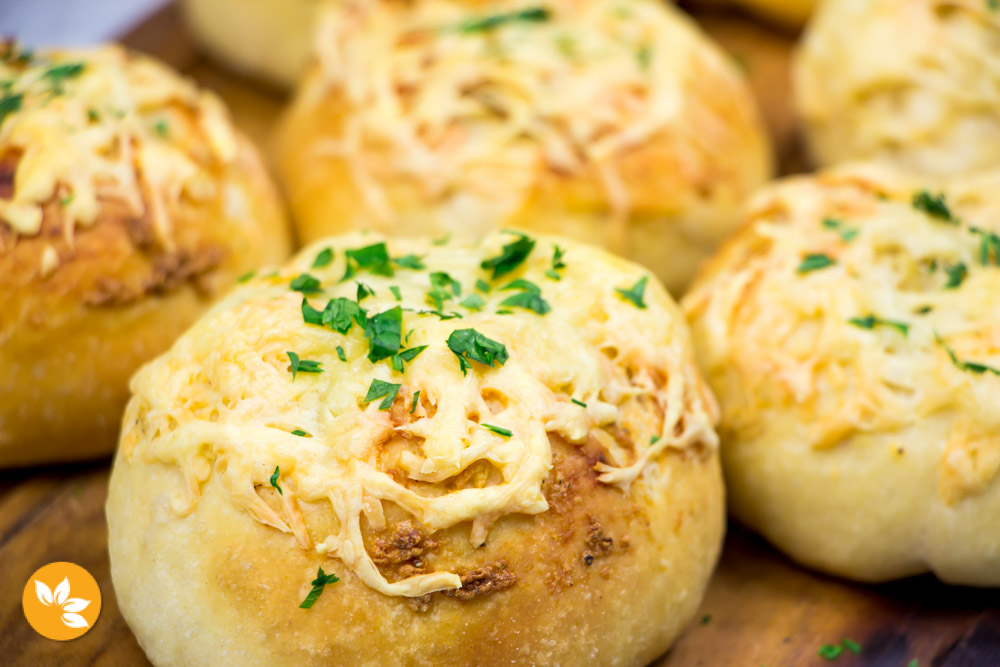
<box><xmin>970</xmin><ymin>226</ymin><xmax>1000</xmax><ymax>266</ymax></box>
<box><xmin>936</xmin><ymin>334</ymin><xmax>1000</xmax><ymax>376</ymax></box>
<box><xmin>0</xmin><ymin>92</ymin><xmax>23</xmax><ymax>127</ymax></box>
<box><xmin>391</xmin><ymin>345</ymin><xmax>427</xmax><ymax>372</ymax></box>
<box><xmin>842</xmin><ymin>638</ymin><xmax>862</xmax><ymax>655</ymax></box>
<box><xmin>571</xmin><ymin>398</ymin><xmax>587</xmax><ymax>408</ymax></box>
<box><xmin>481</xmin><ymin>232</ymin><xmax>536</xmax><ymax>280</ymax></box>
<box><xmin>410</xmin><ymin>390</ymin><xmax>421</xmax><ymax>413</ymax></box>
<box><xmin>636</xmin><ymin>45</ymin><xmax>652</xmax><ymax>70</ymax></box>
<box><xmin>945</xmin><ymin>263</ymin><xmax>968</xmax><ymax>289</ymax></box>
<box><xmin>427</xmin><ymin>271</ymin><xmax>462</xmax><ymax>310</ymax></box>
<box><xmin>363</xmin><ymin>306</ymin><xmax>403</xmax><ymax>362</ymax></box>
<box><xmin>356</xmin><ymin>281</ymin><xmax>375</xmax><ymax>301</ymax></box>
<box><xmin>912</xmin><ymin>190</ymin><xmax>955</xmax><ymax>223</ymax></box>
<box><xmin>848</xmin><ymin>315</ymin><xmax>910</xmax><ymax>336</ymax></box>
<box><xmin>59</xmin><ymin>193</ymin><xmax>74</xmax><ymax>207</ymax></box>
<box><xmin>312</xmin><ymin>247</ymin><xmax>334</xmax><ymax>269</ymax></box>
<box><xmin>499</xmin><ymin>279</ymin><xmax>550</xmax><ymax>314</ymax></box>
<box><xmin>287</xmin><ymin>351</ymin><xmax>323</xmax><ymax>380</ymax></box>
<box><xmin>482</xmin><ymin>423</ymin><xmax>513</xmax><ymax>437</ymax></box>
<box><xmin>291</xmin><ymin>429</ymin><xmax>309</xmax><ymax>437</ymax></box>
<box><xmin>269</xmin><ymin>466</ymin><xmax>283</xmax><ymax>495</ymax></box>
<box><xmin>237</xmin><ymin>270</ymin><xmax>256</xmax><ymax>283</ymax></box>
<box><xmin>475</xmin><ymin>279</ymin><xmax>491</xmax><ymax>293</ymax></box>
<box><xmin>153</xmin><ymin>119</ymin><xmax>169</xmax><ymax>138</ymax></box>
<box><xmin>301</xmin><ymin>298</ymin><xmax>324</xmax><ymax>326</ymax></box>
<box><xmin>460</xmin><ymin>293</ymin><xmax>486</xmax><ymax>310</ymax></box>
<box><xmin>700</xmin><ymin>614</ymin><xmax>712</xmax><ymax>625</ymax></box>
<box><xmin>615</xmin><ymin>276</ymin><xmax>648</xmax><ymax>309</ymax></box>
<box><xmin>797</xmin><ymin>253</ymin><xmax>836</xmax><ymax>274</ymax></box>
<box><xmin>342</xmin><ymin>242</ymin><xmax>394</xmax><ymax>280</ymax></box>
<box><xmin>363</xmin><ymin>379</ymin><xmax>402</xmax><ymax>410</ymax></box>
<box><xmin>447</xmin><ymin>328</ymin><xmax>509</xmax><ymax>375</ymax></box>
<box><xmin>818</xmin><ymin>644</ymin><xmax>843</xmax><ymax>660</ymax></box>
<box><xmin>432</xmin><ymin>233</ymin><xmax>451</xmax><ymax>246</ymax></box>
<box><xmin>456</xmin><ymin>6</ymin><xmax>551</xmax><ymax>33</ymax></box>
<box><xmin>299</xmin><ymin>567</ymin><xmax>340</xmax><ymax>609</ymax></box>
<box><xmin>43</xmin><ymin>62</ymin><xmax>86</xmax><ymax>91</ymax></box>
<box><xmin>336</xmin><ymin>345</ymin><xmax>347</xmax><ymax>361</ymax></box>
<box><xmin>389</xmin><ymin>285</ymin><xmax>402</xmax><ymax>301</ymax></box>
<box><xmin>548</xmin><ymin>245</ymin><xmax>567</xmax><ymax>281</ymax></box>
<box><xmin>392</xmin><ymin>254</ymin><xmax>425</xmax><ymax>270</ymax></box>
<box><xmin>323</xmin><ymin>298</ymin><xmax>366</xmax><ymax>334</ymax></box>
<box><xmin>822</xmin><ymin>218</ymin><xmax>859</xmax><ymax>242</ymax></box>
<box><xmin>290</xmin><ymin>273</ymin><xmax>322</xmax><ymax>294</ymax></box>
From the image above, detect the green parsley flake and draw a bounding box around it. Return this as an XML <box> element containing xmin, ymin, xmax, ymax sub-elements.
<box><xmin>970</xmin><ymin>226</ymin><xmax>1000</xmax><ymax>266</ymax></box>
<box><xmin>269</xmin><ymin>466</ymin><xmax>284</xmax><ymax>495</ymax></box>
<box><xmin>43</xmin><ymin>62</ymin><xmax>85</xmax><ymax>91</ymax></box>
<box><xmin>343</xmin><ymin>242</ymin><xmax>394</xmax><ymax>281</ymax></box>
<box><xmin>336</xmin><ymin>345</ymin><xmax>347</xmax><ymax>361</ymax></box>
<box><xmin>797</xmin><ymin>253</ymin><xmax>836</xmax><ymax>274</ymax></box>
<box><xmin>945</xmin><ymin>263</ymin><xmax>968</xmax><ymax>289</ymax></box>
<box><xmin>392</xmin><ymin>254</ymin><xmax>425</xmax><ymax>270</ymax></box>
<box><xmin>237</xmin><ymin>270</ymin><xmax>256</xmax><ymax>283</ymax></box>
<box><xmin>432</xmin><ymin>233</ymin><xmax>451</xmax><ymax>246</ymax></box>
<box><xmin>390</xmin><ymin>286</ymin><xmax>402</xmax><ymax>301</ymax></box>
<box><xmin>848</xmin><ymin>315</ymin><xmax>909</xmax><ymax>336</ymax></box>
<box><xmin>818</xmin><ymin>644</ymin><xmax>843</xmax><ymax>660</ymax></box>
<box><xmin>841</xmin><ymin>638</ymin><xmax>862</xmax><ymax>655</ymax></box>
<box><xmin>700</xmin><ymin>614</ymin><xmax>712</xmax><ymax>625</ymax></box>
<box><xmin>364</xmin><ymin>306</ymin><xmax>403</xmax><ymax>362</ymax></box>
<box><xmin>427</xmin><ymin>271</ymin><xmax>462</xmax><ymax>310</ymax></box>
<box><xmin>59</xmin><ymin>193</ymin><xmax>74</xmax><ymax>207</ymax></box>
<box><xmin>908</xmin><ymin>660</ymin><xmax>919</xmax><ymax>667</ymax></box>
<box><xmin>290</xmin><ymin>273</ymin><xmax>322</xmax><ymax>294</ymax></box>
<box><xmin>481</xmin><ymin>232</ymin><xmax>536</xmax><ymax>279</ymax></box>
<box><xmin>312</xmin><ymin>247</ymin><xmax>334</xmax><ymax>269</ymax></box>
<box><xmin>299</xmin><ymin>566</ymin><xmax>340</xmax><ymax>609</ymax></box>
<box><xmin>460</xmin><ymin>293</ymin><xmax>486</xmax><ymax>311</ymax></box>
<box><xmin>912</xmin><ymin>190</ymin><xmax>955</xmax><ymax>222</ymax></box>
<box><xmin>456</xmin><ymin>6</ymin><xmax>551</xmax><ymax>33</ymax></box>
<box><xmin>482</xmin><ymin>423</ymin><xmax>513</xmax><ymax>438</ymax></box>
<box><xmin>153</xmin><ymin>119</ymin><xmax>169</xmax><ymax>138</ymax></box>
<box><xmin>0</xmin><ymin>92</ymin><xmax>24</xmax><ymax>127</ymax></box>
<box><xmin>447</xmin><ymin>328</ymin><xmax>509</xmax><ymax>375</ymax></box>
<box><xmin>616</xmin><ymin>276</ymin><xmax>648</xmax><ymax>309</ymax></box>
<box><xmin>324</xmin><ymin>298</ymin><xmax>367</xmax><ymax>334</ymax></box>
<box><xmin>287</xmin><ymin>351</ymin><xmax>323</xmax><ymax>380</ymax></box>
<box><xmin>475</xmin><ymin>279</ymin><xmax>491</xmax><ymax>293</ymax></box>
<box><xmin>499</xmin><ymin>279</ymin><xmax>550</xmax><ymax>314</ymax></box>
<box><xmin>356</xmin><ymin>281</ymin><xmax>375</xmax><ymax>301</ymax></box>
<box><xmin>410</xmin><ymin>390</ymin><xmax>421</xmax><ymax>414</ymax></box>
<box><xmin>636</xmin><ymin>45</ymin><xmax>652</xmax><ymax>70</ymax></box>
<box><xmin>571</xmin><ymin>398</ymin><xmax>587</xmax><ymax>408</ymax></box>
<box><xmin>391</xmin><ymin>345</ymin><xmax>427</xmax><ymax>372</ymax></box>
<box><xmin>822</xmin><ymin>218</ymin><xmax>859</xmax><ymax>242</ymax></box>
<box><xmin>936</xmin><ymin>334</ymin><xmax>1000</xmax><ymax>376</ymax></box>
<box><xmin>302</xmin><ymin>298</ymin><xmax>324</xmax><ymax>326</ymax></box>
<box><xmin>291</xmin><ymin>429</ymin><xmax>309</xmax><ymax>437</ymax></box>
<box><xmin>363</xmin><ymin>378</ymin><xmax>402</xmax><ymax>410</ymax></box>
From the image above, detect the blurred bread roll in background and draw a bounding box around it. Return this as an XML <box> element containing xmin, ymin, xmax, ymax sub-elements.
<box><xmin>687</xmin><ymin>0</ymin><xmax>815</xmax><ymax>29</ymax></box>
<box><xmin>0</xmin><ymin>43</ymin><xmax>291</xmax><ymax>467</ymax></box>
<box><xmin>108</xmin><ymin>231</ymin><xmax>724</xmax><ymax>665</ymax></box>
<box><xmin>795</xmin><ymin>0</ymin><xmax>1000</xmax><ymax>176</ymax></box>
<box><xmin>684</xmin><ymin>163</ymin><xmax>1000</xmax><ymax>586</ymax></box>
<box><xmin>275</xmin><ymin>0</ymin><xmax>772</xmax><ymax>295</ymax></box>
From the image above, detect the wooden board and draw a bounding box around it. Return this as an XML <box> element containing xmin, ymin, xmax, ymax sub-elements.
<box><xmin>2</xmin><ymin>4</ymin><xmax>999</xmax><ymax>666</ymax></box>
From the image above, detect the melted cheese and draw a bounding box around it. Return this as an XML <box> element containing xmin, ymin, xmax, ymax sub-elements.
<box><xmin>122</xmin><ymin>232</ymin><xmax>718</xmax><ymax>597</ymax></box>
<box><xmin>0</xmin><ymin>44</ymin><xmax>237</xmax><ymax>244</ymax></box>
<box><xmin>684</xmin><ymin>164</ymin><xmax>1000</xmax><ymax>503</ymax></box>
<box><xmin>310</xmin><ymin>0</ymin><xmax>737</xmax><ymax>230</ymax></box>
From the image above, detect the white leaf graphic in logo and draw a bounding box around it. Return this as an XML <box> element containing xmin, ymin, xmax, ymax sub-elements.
<box><xmin>34</xmin><ymin>576</ymin><xmax>91</xmax><ymax>629</ymax></box>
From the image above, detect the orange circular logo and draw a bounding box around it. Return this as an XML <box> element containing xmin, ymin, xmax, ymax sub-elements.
<box><xmin>22</xmin><ymin>562</ymin><xmax>102</xmax><ymax>641</ymax></box>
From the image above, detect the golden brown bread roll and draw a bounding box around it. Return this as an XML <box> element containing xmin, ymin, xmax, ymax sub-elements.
<box><xmin>107</xmin><ymin>231</ymin><xmax>724</xmax><ymax>665</ymax></box>
<box><xmin>0</xmin><ymin>43</ymin><xmax>291</xmax><ymax>467</ymax></box>
<box><xmin>689</xmin><ymin>0</ymin><xmax>815</xmax><ymax>29</ymax></box>
<box><xmin>795</xmin><ymin>0</ymin><xmax>1000</xmax><ymax>176</ymax></box>
<box><xmin>274</xmin><ymin>0</ymin><xmax>772</xmax><ymax>295</ymax></box>
<box><xmin>684</xmin><ymin>163</ymin><xmax>1000</xmax><ymax>586</ymax></box>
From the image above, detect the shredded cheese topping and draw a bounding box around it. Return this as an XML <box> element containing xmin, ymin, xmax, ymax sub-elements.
<box><xmin>121</xmin><ymin>232</ymin><xmax>718</xmax><ymax>597</ymax></box>
<box><xmin>0</xmin><ymin>44</ymin><xmax>238</xmax><ymax>245</ymax></box>
<box><xmin>684</xmin><ymin>164</ymin><xmax>1000</xmax><ymax>504</ymax></box>
<box><xmin>309</xmin><ymin>0</ymin><xmax>748</xmax><ymax>231</ymax></box>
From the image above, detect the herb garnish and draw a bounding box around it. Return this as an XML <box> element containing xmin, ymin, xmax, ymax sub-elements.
<box><xmin>818</xmin><ymin>644</ymin><xmax>843</xmax><ymax>660</ymax></box>
<box><xmin>797</xmin><ymin>253</ymin><xmax>836</xmax><ymax>274</ymax></box>
<box><xmin>475</xmin><ymin>279</ymin><xmax>491</xmax><ymax>293</ymax></box>
<box><xmin>447</xmin><ymin>328</ymin><xmax>509</xmax><ymax>375</ymax></box>
<box><xmin>299</xmin><ymin>567</ymin><xmax>340</xmax><ymax>609</ymax></box>
<box><xmin>393</xmin><ymin>254</ymin><xmax>425</xmax><ymax>270</ymax></box>
<box><xmin>237</xmin><ymin>270</ymin><xmax>256</xmax><ymax>283</ymax></box>
<box><xmin>636</xmin><ymin>45</ymin><xmax>652</xmax><ymax>70</ymax></box>
<box><xmin>0</xmin><ymin>92</ymin><xmax>23</xmax><ymax>127</ymax></box>
<box><xmin>287</xmin><ymin>351</ymin><xmax>323</xmax><ymax>380</ymax></box>
<box><xmin>571</xmin><ymin>398</ymin><xmax>587</xmax><ymax>408</ymax></box>
<box><xmin>456</xmin><ymin>6</ymin><xmax>551</xmax><ymax>33</ymax></box>
<box><xmin>912</xmin><ymin>190</ymin><xmax>955</xmax><ymax>222</ymax></box>
<box><xmin>324</xmin><ymin>298</ymin><xmax>367</xmax><ymax>334</ymax></box>
<box><xmin>302</xmin><ymin>298</ymin><xmax>324</xmax><ymax>326</ymax></box>
<box><xmin>291</xmin><ymin>429</ymin><xmax>309</xmax><ymax>437</ymax></box>
<box><xmin>499</xmin><ymin>279</ymin><xmax>550</xmax><ymax>314</ymax></box>
<box><xmin>616</xmin><ymin>276</ymin><xmax>648</xmax><ymax>309</ymax></box>
<box><xmin>945</xmin><ymin>263</ymin><xmax>968</xmax><ymax>289</ymax></box>
<box><xmin>481</xmin><ymin>232</ymin><xmax>536</xmax><ymax>279</ymax></box>
<box><xmin>970</xmin><ymin>227</ymin><xmax>1000</xmax><ymax>266</ymax></box>
<box><xmin>700</xmin><ymin>614</ymin><xmax>712</xmax><ymax>625</ymax></box>
<box><xmin>356</xmin><ymin>281</ymin><xmax>375</xmax><ymax>301</ymax></box>
<box><xmin>936</xmin><ymin>334</ymin><xmax>1000</xmax><ymax>376</ymax></box>
<box><xmin>390</xmin><ymin>286</ymin><xmax>402</xmax><ymax>301</ymax></box>
<box><xmin>336</xmin><ymin>345</ymin><xmax>347</xmax><ymax>361</ymax></box>
<box><xmin>427</xmin><ymin>271</ymin><xmax>462</xmax><ymax>310</ymax></box>
<box><xmin>153</xmin><ymin>119</ymin><xmax>169</xmax><ymax>138</ymax></box>
<box><xmin>364</xmin><ymin>306</ymin><xmax>403</xmax><ymax>362</ymax></box>
<box><xmin>842</xmin><ymin>638</ymin><xmax>862</xmax><ymax>655</ymax></box>
<box><xmin>391</xmin><ymin>345</ymin><xmax>427</xmax><ymax>372</ymax></box>
<box><xmin>43</xmin><ymin>62</ymin><xmax>85</xmax><ymax>92</ymax></box>
<box><xmin>822</xmin><ymin>218</ymin><xmax>859</xmax><ymax>242</ymax></box>
<box><xmin>270</xmin><ymin>466</ymin><xmax>283</xmax><ymax>495</ymax></box>
<box><xmin>363</xmin><ymin>379</ymin><xmax>402</xmax><ymax>410</ymax></box>
<box><xmin>460</xmin><ymin>294</ymin><xmax>486</xmax><ymax>311</ymax></box>
<box><xmin>482</xmin><ymin>423</ymin><xmax>513</xmax><ymax>437</ymax></box>
<box><xmin>546</xmin><ymin>245</ymin><xmax>567</xmax><ymax>280</ymax></box>
<box><xmin>312</xmin><ymin>247</ymin><xmax>334</xmax><ymax>269</ymax></box>
<box><xmin>848</xmin><ymin>315</ymin><xmax>910</xmax><ymax>336</ymax></box>
<box><xmin>342</xmin><ymin>242</ymin><xmax>394</xmax><ymax>281</ymax></box>
<box><xmin>410</xmin><ymin>390</ymin><xmax>421</xmax><ymax>413</ymax></box>
<box><xmin>290</xmin><ymin>273</ymin><xmax>322</xmax><ymax>294</ymax></box>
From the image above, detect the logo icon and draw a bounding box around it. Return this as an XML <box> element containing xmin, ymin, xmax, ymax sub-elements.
<box><xmin>22</xmin><ymin>562</ymin><xmax>102</xmax><ymax>641</ymax></box>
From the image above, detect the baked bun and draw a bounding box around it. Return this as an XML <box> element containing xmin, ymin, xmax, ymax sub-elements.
<box><xmin>275</xmin><ymin>0</ymin><xmax>772</xmax><ymax>295</ymax></box>
<box><xmin>0</xmin><ymin>43</ymin><xmax>290</xmax><ymax>467</ymax></box>
<box><xmin>795</xmin><ymin>0</ymin><xmax>1000</xmax><ymax>176</ymax></box>
<box><xmin>107</xmin><ymin>231</ymin><xmax>724</xmax><ymax>665</ymax></box>
<box><xmin>180</xmin><ymin>0</ymin><xmax>321</xmax><ymax>88</ymax></box>
<box><xmin>690</xmin><ymin>0</ymin><xmax>815</xmax><ymax>29</ymax></box>
<box><xmin>684</xmin><ymin>163</ymin><xmax>1000</xmax><ymax>586</ymax></box>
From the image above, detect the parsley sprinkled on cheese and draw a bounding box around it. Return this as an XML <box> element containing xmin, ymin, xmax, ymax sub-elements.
<box><xmin>499</xmin><ymin>279</ymin><xmax>550</xmax><ymax>314</ymax></box>
<box><xmin>427</xmin><ymin>271</ymin><xmax>462</xmax><ymax>311</ymax></box>
<box><xmin>818</xmin><ymin>644</ymin><xmax>843</xmax><ymax>660</ymax></box>
<box><xmin>356</xmin><ymin>281</ymin><xmax>375</xmax><ymax>301</ymax></box>
<box><xmin>59</xmin><ymin>192</ymin><xmax>75</xmax><ymax>207</ymax></box>
<box><xmin>615</xmin><ymin>276</ymin><xmax>648</xmax><ymax>309</ymax></box>
<box><xmin>936</xmin><ymin>334</ymin><xmax>1000</xmax><ymax>376</ymax></box>
<box><xmin>848</xmin><ymin>315</ymin><xmax>909</xmax><ymax>336</ymax></box>
<box><xmin>392</xmin><ymin>254</ymin><xmax>425</xmax><ymax>270</ymax></box>
<box><xmin>312</xmin><ymin>247</ymin><xmax>334</xmax><ymax>269</ymax></box>
<box><xmin>299</xmin><ymin>567</ymin><xmax>340</xmax><ymax>609</ymax></box>
<box><xmin>700</xmin><ymin>614</ymin><xmax>712</xmax><ymax>625</ymax></box>
<box><xmin>43</xmin><ymin>62</ymin><xmax>85</xmax><ymax>92</ymax></box>
<box><xmin>286</xmin><ymin>351</ymin><xmax>323</xmax><ymax>380</ymax></box>
<box><xmin>364</xmin><ymin>306</ymin><xmax>403</xmax><ymax>362</ymax></box>
<box><xmin>841</xmin><ymin>638</ymin><xmax>862</xmax><ymax>655</ymax></box>
<box><xmin>571</xmin><ymin>398</ymin><xmax>587</xmax><ymax>408</ymax></box>
<box><xmin>410</xmin><ymin>390</ymin><xmax>421</xmax><ymax>413</ymax></box>
<box><xmin>455</xmin><ymin>6</ymin><xmax>551</xmax><ymax>33</ymax></box>
<box><xmin>290</xmin><ymin>273</ymin><xmax>322</xmax><ymax>294</ymax></box>
<box><xmin>269</xmin><ymin>466</ymin><xmax>283</xmax><ymax>495</ymax></box>
<box><xmin>475</xmin><ymin>279</ymin><xmax>491</xmax><ymax>293</ymax></box>
<box><xmin>236</xmin><ymin>270</ymin><xmax>256</xmax><ymax>283</ymax></box>
<box><xmin>336</xmin><ymin>345</ymin><xmax>347</xmax><ymax>362</ymax></box>
<box><xmin>460</xmin><ymin>293</ymin><xmax>485</xmax><ymax>311</ymax></box>
<box><xmin>481</xmin><ymin>232</ymin><xmax>536</xmax><ymax>279</ymax></box>
<box><xmin>153</xmin><ymin>118</ymin><xmax>169</xmax><ymax>138</ymax></box>
<box><xmin>302</xmin><ymin>298</ymin><xmax>324</xmax><ymax>326</ymax></box>
<box><xmin>291</xmin><ymin>429</ymin><xmax>309</xmax><ymax>437</ymax></box>
<box><xmin>363</xmin><ymin>379</ymin><xmax>402</xmax><ymax>410</ymax></box>
<box><xmin>390</xmin><ymin>285</ymin><xmax>402</xmax><ymax>301</ymax></box>
<box><xmin>432</xmin><ymin>233</ymin><xmax>451</xmax><ymax>246</ymax></box>
<box><xmin>822</xmin><ymin>218</ymin><xmax>859</xmax><ymax>242</ymax></box>
<box><xmin>0</xmin><ymin>92</ymin><xmax>24</xmax><ymax>127</ymax></box>
<box><xmin>797</xmin><ymin>253</ymin><xmax>836</xmax><ymax>274</ymax></box>
<box><xmin>970</xmin><ymin>227</ymin><xmax>1000</xmax><ymax>266</ymax></box>
<box><xmin>945</xmin><ymin>263</ymin><xmax>968</xmax><ymax>289</ymax></box>
<box><xmin>343</xmin><ymin>242</ymin><xmax>394</xmax><ymax>281</ymax></box>
<box><xmin>324</xmin><ymin>298</ymin><xmax>366</xmax><ymax>334</ymax></box>
<box><xmin>482</xmin><ymin>423</ymin><xmax>513</xmax><ymax>437</ymax></box>
<box><xmin>391</xmin><ymin>345</ymin><xmax>427</xmax><ymax>372</ymax></box>
<box><xmin>636</xmin><ymin>45</ymin><xmax>652</xmax><ymax>70</ymax></box>
<box><xmin>912</xmin><ymin>190</ymin><xmax>955</xmax><ymax>222</ymax></box>
<box><xmin>447</xmin><ymin>328</ymin><xmax>509</xmax><ymax>375</ymax></box>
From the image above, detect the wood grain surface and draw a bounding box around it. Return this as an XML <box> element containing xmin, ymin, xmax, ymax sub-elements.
<box><xmin>1</xmin><ymin>3</ymin><xmax>998</xmax><ymax>666</ymax></box>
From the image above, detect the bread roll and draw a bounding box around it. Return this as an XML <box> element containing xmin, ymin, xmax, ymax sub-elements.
<box><xmin>107</xmin><ymin>231</ymin><xmax>724</xmax><ymax>665</ymax></box>
<box><xmin>684</xmin><ymin>163</ymin><xmax>1000</xmax><ymax>586</ymax></box>
<box><xmin>275</xmin><ymin>0</ymin><xmax>772</xmax><ymax>295</ymax></box>
<box><xmin>0</xmin><ymin>43</ymin><xmax>291</xmax><ymax>467</ymax></box>
<box><xmin>690</xmin><ymin>0</ymin><xmax>815</xmax><ymax>29</ymax></box>
<box><xmin>180</xmin><ymin>0</ymin><xmax>321</xmax><ymax>88</ymax></box>
<box><xmin>795</xmin><ymin>0</ymin><xmax>1000</xmax><ymax>176</ymax></box>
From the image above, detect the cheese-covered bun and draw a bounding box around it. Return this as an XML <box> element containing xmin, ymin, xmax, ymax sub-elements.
<box><xmin>690</xmin><ymin>0</ymin><xmax>815</xmax><ymax>29</ymax></box>
<box><xmin>795</xmin><ymin>0</ymin><xmax>1000</xmax><ymax>176</ymax></box>
<box><xmin>180</xmin><ymin>0</ymin><xmax>321</xmax><ymax>88</ymax></box>
<box><xmin>684</xmin><ymin>164</ymin><xmax>1000</xmax><ymax>586</ymax></box>
<box><xmin>0</xmin><ymin>44</ymin><xmax>291</xmax><ymax>467</ymax></box>
<box><xmin>108</xmin><ymin>232</ymin><xmax>723</xmax><ymax>665</ymax></box>
<box><xmin>274</xmin><ymin>0</ymin><xmax>772</xmax><ymax>295</ymax></box>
